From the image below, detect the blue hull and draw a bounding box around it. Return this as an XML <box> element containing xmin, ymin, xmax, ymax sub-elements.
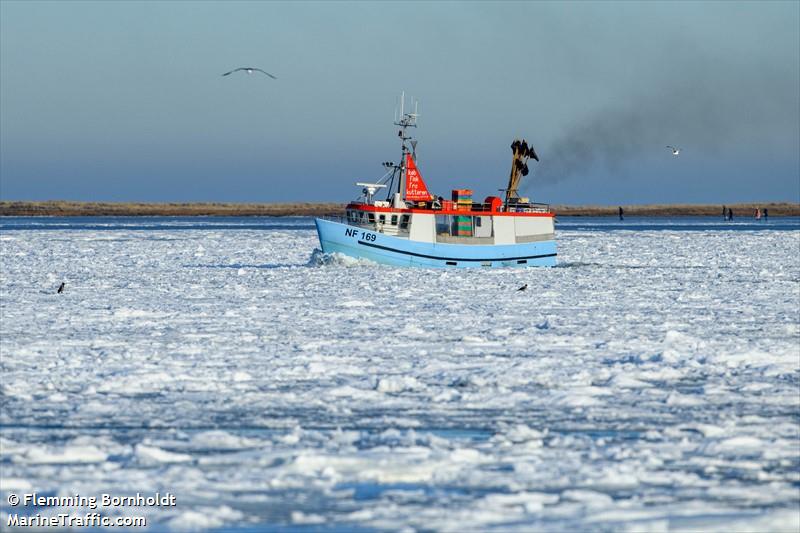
<box><xmin>315</xmin><ymin>218</ymin><xmax>556</xmax><ymax>268</ymax></box>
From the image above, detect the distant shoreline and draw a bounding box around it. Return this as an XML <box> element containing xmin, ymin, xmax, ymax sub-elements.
<box><xmin>1</xmin><ymin>201</ymin><xmax>798</xmax><ymax>217</ymax></box>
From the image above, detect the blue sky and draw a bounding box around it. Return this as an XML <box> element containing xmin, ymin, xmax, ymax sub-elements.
<box><xmin>1</xmin><ymin>1</ymin><xmax>798</xmax><ymax>204</ymax></box>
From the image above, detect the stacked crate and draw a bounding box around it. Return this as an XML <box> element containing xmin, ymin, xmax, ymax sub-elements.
<box><xmin>452</xmin><ymin>189</ymin><xmax>473</xmax><ymax>236</ymax></box>
<box><xmin>452</xmin><ymin>189</ymin><xmax>473</xmax><ymax>208</ymax></box>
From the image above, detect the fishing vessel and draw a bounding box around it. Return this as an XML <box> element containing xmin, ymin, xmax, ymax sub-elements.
<box><xmin>314</xmin><ymin>97</ymin><xmax>556</xmax><ymax>268</ymax></box>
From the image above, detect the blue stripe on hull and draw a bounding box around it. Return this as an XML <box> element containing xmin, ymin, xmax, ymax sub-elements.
<box><xmin>314</xmin><ymin>218</ymin><xmax>556</xmax><ymax>268</ymax></box>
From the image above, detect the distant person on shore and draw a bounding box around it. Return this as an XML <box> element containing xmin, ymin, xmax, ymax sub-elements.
<box><xmin>755</xmin><ymin>208</ymin><xmax>761</xmax><ymax>220</ymax></box>
<box><xmin>728</xmin><ymin>207</ymin><xmax>733</xmax><ymax>221</ymax></box>
<box><xmin>722</xmin><ymin>205</ymin><xmax>727</xmax><ymax>219</ymax></box>
<box><xmin>763</xmin><ymin>208</ymin><xmax>768</xmax><ymax>221</ymax></box>
<box><xmin>619</xmin><ymin>206</ymin><xmax>624</xmax><ymax>221</ymax></box>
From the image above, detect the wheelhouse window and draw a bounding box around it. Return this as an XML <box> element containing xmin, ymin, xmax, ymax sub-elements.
<box><xmin>368</xmin><ymin>213</ymin><xmax>375</xmax><ymax>223</ymax></box>
<box><xmin>391</xmin><ymin>215</ymin><xmax>398</xmax><ymax>225</ymax></box>
<box><xmin>435</xmin><ymin>214</ymin><xmax>450</xmax><ymax>234</ymax></box>
<box><xmin>378</xmin><ymin>214</ymin><xmax>386</xmax><ymax>223</ymax></box>
<box><xmin>400</xmin><ymin>215</ymin><xmax>410</xmax><ymax>230</ymax></box>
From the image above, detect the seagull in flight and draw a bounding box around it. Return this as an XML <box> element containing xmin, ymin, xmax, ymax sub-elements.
<box><xmin>221</xmin><ymin>67</ymin><xmax>277</xmax><ymax>79</ymax></box>
<box><xmin>517</xmin><ymin>283</ymin><xmax>528</xmax><ymax>292</ymax></box>
<box><xmin>666</xmin><ymin>146</ymin><xmax>681</xmax><ymax>156</ymax></box>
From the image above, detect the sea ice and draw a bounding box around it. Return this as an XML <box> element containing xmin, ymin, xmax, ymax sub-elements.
<box><xmin>0</xmin><ymin>217</ymin><xmax>798</xmax><ymax>531</ymax></box>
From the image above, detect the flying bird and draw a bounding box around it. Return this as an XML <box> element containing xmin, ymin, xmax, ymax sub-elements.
<box><xmin>517</xmin><ymin>283</ymin><xmax>528</xmax><ymax>292</ymax></box>
<box><xmin>221</xmin><ymin>67</ymin><xmax>277</xmax><ymax>79</ymax></box>
<box><xmin>57</xmin><ymin>282</ymin><xmax>65</xmax><ymax>294</ymax></box>
<box><xmin>666</xmin><ymin>146</ymin><xmax>681</xmax><ymax>156</ymax></box>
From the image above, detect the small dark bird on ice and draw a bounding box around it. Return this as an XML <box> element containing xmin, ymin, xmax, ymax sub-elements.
<box><xmin>517</xmin><ymin>284</ymin><xmax>528</xmax><ymax>292</ymax></box>
<box><xmin>221</xmin><ymin>67</ymin><xmax>277</xmax><ymax>79</ymax></box>
<box><xmin>57</xmin><ymin>282</ymin><xmax>65</xmax><ymax>294</ymax></box>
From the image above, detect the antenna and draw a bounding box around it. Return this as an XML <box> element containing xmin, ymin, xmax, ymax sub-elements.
<box><xmin>400</xmin><ymin>90</ymin><xmax>404</xmax><ymax>118</ymax></box>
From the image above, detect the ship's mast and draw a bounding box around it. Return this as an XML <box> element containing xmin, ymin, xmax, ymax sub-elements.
<box><xmin>393</xmin><ymin>92</ymin><xmax>419</xmax><ymax>199</ymax></box>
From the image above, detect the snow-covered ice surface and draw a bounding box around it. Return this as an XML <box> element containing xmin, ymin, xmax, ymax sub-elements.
<box><xmin>1</xmin><ymin>216</ymin><xmax>798</xmax><ymax>531</ymax></box>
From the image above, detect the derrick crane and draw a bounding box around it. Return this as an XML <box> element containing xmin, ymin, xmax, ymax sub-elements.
<box><xmin>505</xmin><ymin>139</ymin><xmax>539</xmax><ymax>206</ymax></box>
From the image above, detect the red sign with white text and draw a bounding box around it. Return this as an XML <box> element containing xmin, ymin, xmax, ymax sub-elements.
<box><xmin>405</xmin><ymin>154</ymin><xmax>433</xmax><ymax>201</ymax></box>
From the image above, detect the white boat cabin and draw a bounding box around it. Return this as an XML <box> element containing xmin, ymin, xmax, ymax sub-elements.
<box><xmin>344</xmin><ymin>194</ymin><xmax>554</xmax><ymax>246</ymax></box>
